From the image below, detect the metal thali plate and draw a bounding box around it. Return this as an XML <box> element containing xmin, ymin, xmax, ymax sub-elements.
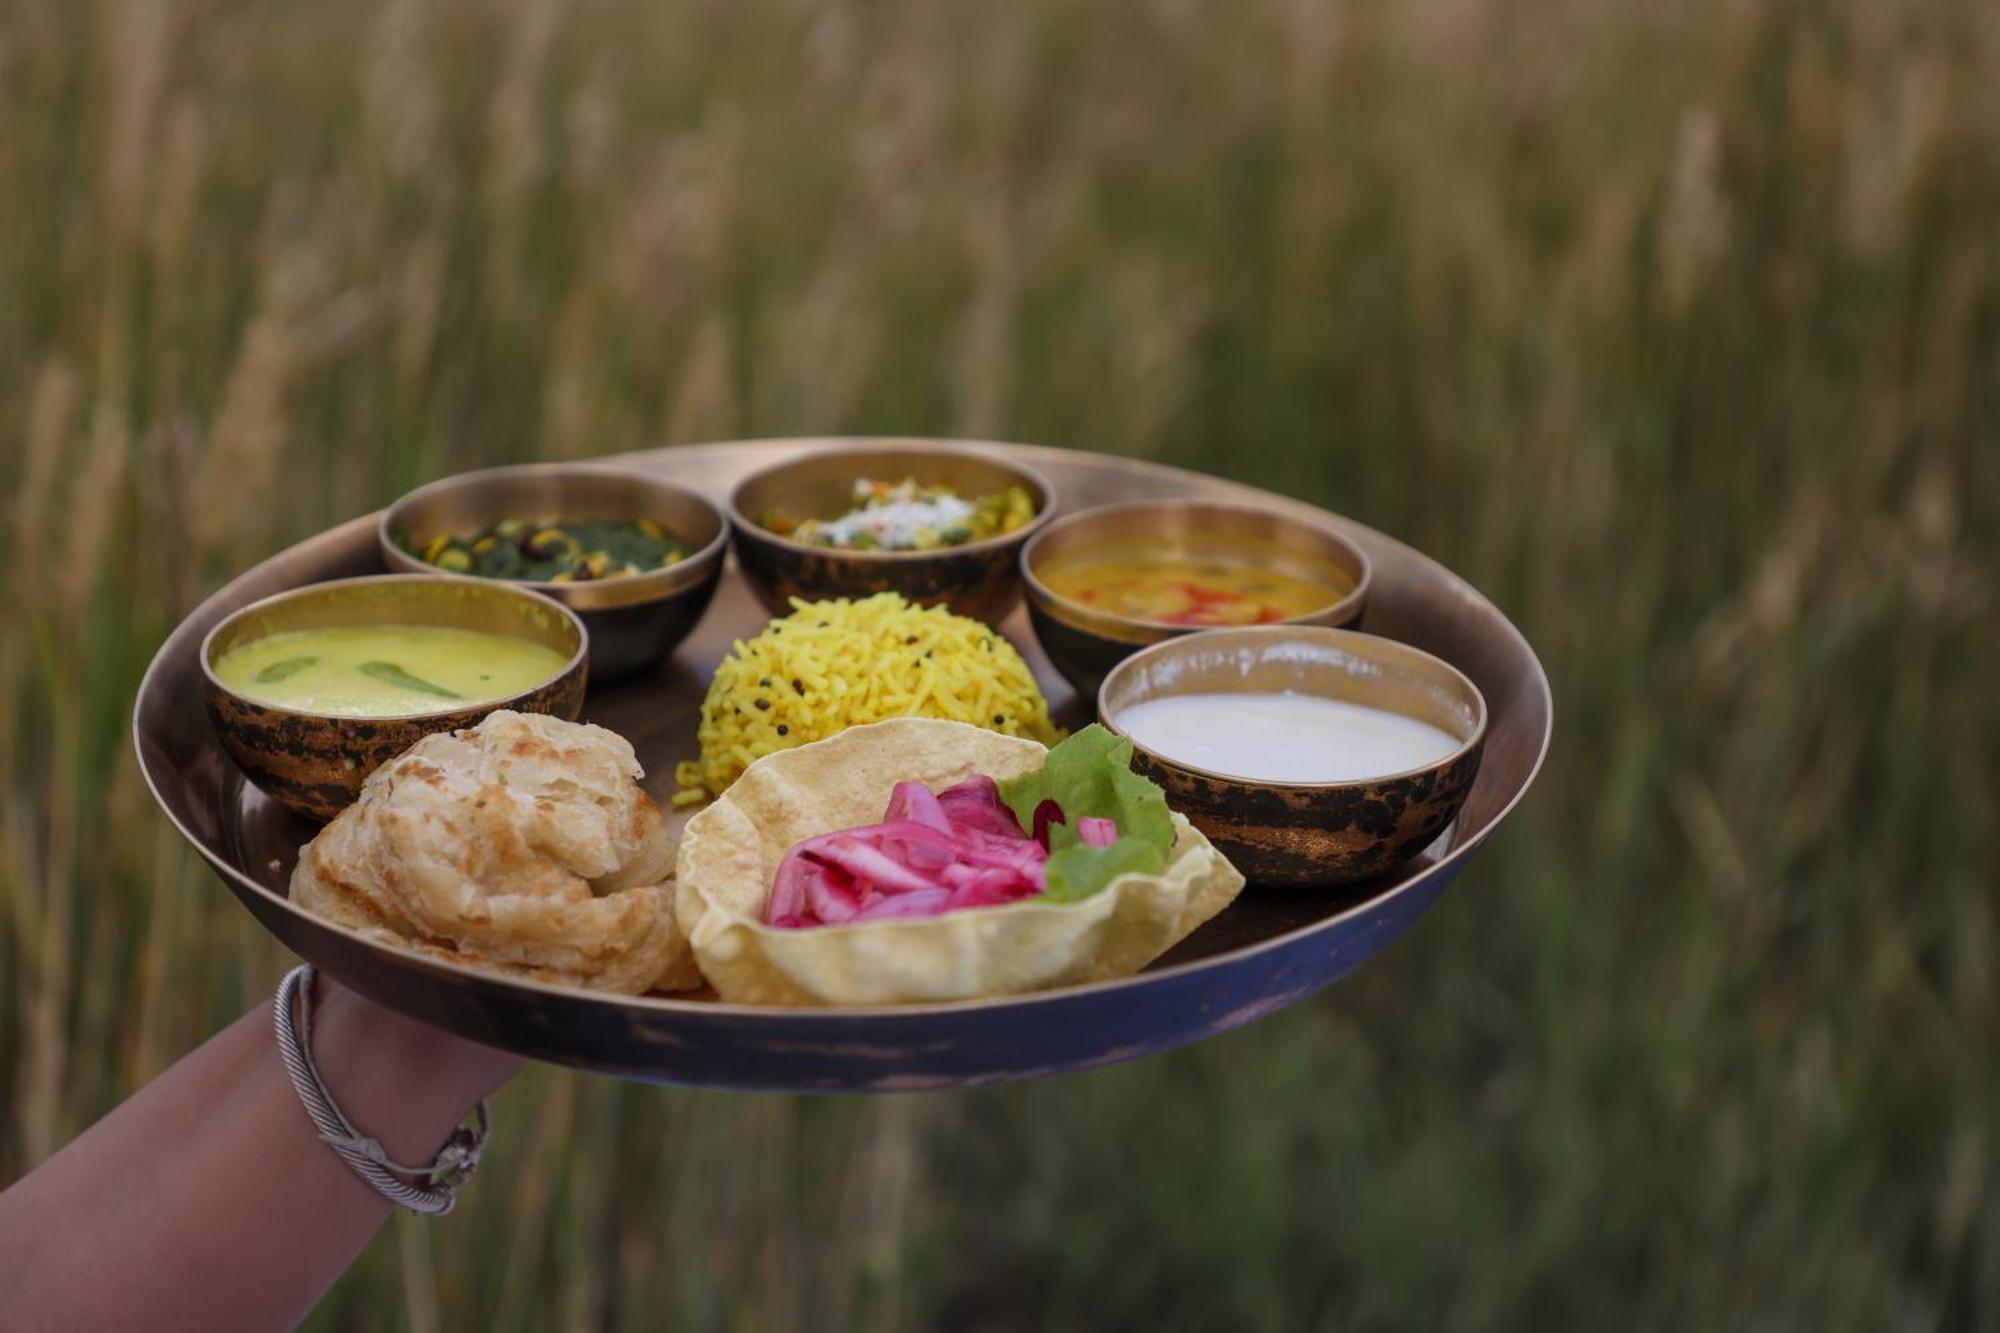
<box><xmin>134</xmin><ymin>439</ymin><xmax>1552</xmax><ymax>1091</ymax></box>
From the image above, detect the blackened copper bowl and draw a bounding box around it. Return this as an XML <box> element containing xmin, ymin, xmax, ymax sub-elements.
<box><xmin>727</xmin><ymin>443</ymin><xmax>1055</xmax><ymax>624</ymax></box>
<box><xmin>200</xmin><ymin>575</ymin><xmax>588</xmax><ymax>822</ymax></box>
<box><xmin>1098</xmin><ymin>625</ymin><xmax>1485</xmax><ymax>887</ymax></box>
<box><xmin>1023</xmin><ymin>499</ymin><xmax>1371</xmax><ymax>699</ymax></box>
<box><xmin>379</xmin><ymin>462</ymin><xmax>727</xmax><ymax>680</ymax></box>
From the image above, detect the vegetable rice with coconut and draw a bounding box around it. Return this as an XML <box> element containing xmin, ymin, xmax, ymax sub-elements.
<box><xmin>674</xmin><ymin>593</ymin><xmax>1060</xmax><ymax>804</ymax></box>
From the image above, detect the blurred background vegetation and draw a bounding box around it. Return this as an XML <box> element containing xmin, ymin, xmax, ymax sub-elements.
<box><xmin>2</xmin><ymin>0</ymin><xmax>1995</xmax><ymax>1326</ymax></box>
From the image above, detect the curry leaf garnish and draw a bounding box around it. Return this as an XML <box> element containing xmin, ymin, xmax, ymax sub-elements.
<box><xmin>357</xmin><ymin>660</ymin><xmax>461</xmax><ymax>700</ymax></box>
<box><xmin>253</xmin><ymin>656</ymin><xmax>318</xmax><ymax>684</ymax></box>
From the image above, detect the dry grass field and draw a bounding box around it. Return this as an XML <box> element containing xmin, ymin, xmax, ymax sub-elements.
<box><xmin>2</xmin><ymin>0</ymin><xmax>1996</xmax><ymax>1326</ymax></box>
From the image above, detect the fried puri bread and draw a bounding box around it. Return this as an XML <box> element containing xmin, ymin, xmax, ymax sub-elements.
<box><xmin>291</xmin><ymin>710</ymin><xmax>699</xmax><ymax>993</ymax></box>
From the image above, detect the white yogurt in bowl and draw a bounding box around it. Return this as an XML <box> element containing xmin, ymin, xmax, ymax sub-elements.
<box><xmin>1113</xmin><ymin>690</ymin><xmax>1462</xmax><ymax>784</ymax></box>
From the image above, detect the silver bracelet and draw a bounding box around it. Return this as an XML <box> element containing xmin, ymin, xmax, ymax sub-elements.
<box><xmin>272</xmin><ymin>964</ymin><xmax>489</xmax><ymax>1216</ymax></box>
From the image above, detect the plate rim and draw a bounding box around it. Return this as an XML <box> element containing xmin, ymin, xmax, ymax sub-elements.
<box><xmin>134</xmin><ymin>436</ymin><xmax>1553</xmax><ymax>1023</ymax></box>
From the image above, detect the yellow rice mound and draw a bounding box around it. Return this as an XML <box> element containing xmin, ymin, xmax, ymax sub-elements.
<box><xmin>673</xmin><ymin>593</ymin><xmax>1060</xmax><ymax>803</ymax></box>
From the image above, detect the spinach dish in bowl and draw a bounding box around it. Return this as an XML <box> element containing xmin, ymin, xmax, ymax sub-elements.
<box><xmin>411</xmin><ymin>516</ymin><xmax>689</xmax><ymax>583</ymax></box>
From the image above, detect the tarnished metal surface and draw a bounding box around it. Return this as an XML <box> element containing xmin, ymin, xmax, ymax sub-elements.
<box><xmin>726</xmin><ymin>443</ymin><xmax>1054</xmax><ymax>625</ymax></box>
<box><xmin>199</xmin><ymin>574</ymin><xmax>589</xmax><ymax>821</ymax></box>
<box><xmin>1022</xmin><ymin>497</ymin><xmax>1371</xmax><ymax>697</ymax></box>
<box><xmin>134</xmin><ymin>438</ymin><xmax>1553</xmax><ymax>1091</ymax></box>
<box><xmin>376</xmin><ymin>462</ymin><xmax>729</xmax><ymax>680</ymax></box>
<box><xmin>1099</xmin><ymin>626</ymin><xmax>1487</xmax><ymax>886</ymax></box>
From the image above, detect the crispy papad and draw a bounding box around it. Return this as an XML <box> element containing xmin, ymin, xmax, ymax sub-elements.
<box><xmin>674</xmin><ymin>718</ymin><xmax>1245</xmax><ymax>1006</ymax></box>
<box><xmin>292</xmin><ymin>710</ymin><xmax>700</xmax><ymax>994</ymax></box>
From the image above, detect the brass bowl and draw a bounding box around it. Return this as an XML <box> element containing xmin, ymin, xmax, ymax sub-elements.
<box><xmin>727</xmin><ymin>442</ymin><xmax>1055</xmax><ymax>624</ymax></box>
<box><xmin>1098</xmin><ymin>625</ymin><xmax>1485</xmax><ymax>887</ymax></box>
<box><xmin>1022</xmin><ymin>499</ymin><xmax>1371</xmax><ymax>698</ymax></box>
<box><xmin>379</xmin><ymin>462</ymin><xmax>727</xmax><ymax>680</ymax></box>
<box><xmin>200</xmin><ymin>575</ymin><xmax>588</xmax><ymax>822</ymax></box>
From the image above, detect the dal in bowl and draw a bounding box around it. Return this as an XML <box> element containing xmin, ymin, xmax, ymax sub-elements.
<box><xmin>1023</xmin><ymin>500</ymin><xmax>1371</xmax><ymax>698</ymax></box>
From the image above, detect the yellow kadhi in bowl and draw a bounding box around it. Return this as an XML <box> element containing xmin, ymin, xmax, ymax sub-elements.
<box><xmin>201</xmin><ymin>575</ymin><xmax>588</xmax><ymax>821</ymax></box>
<box><xmin>674</xmin><ymin>718</ymin><xmax>1245</xmax><ymax>1007</ymax></box>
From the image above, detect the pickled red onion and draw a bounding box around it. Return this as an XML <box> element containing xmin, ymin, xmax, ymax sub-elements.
<box><xmin>766</xmin><ymin>776</ymin><xmax>1073</xmax><ymax>927</ymax></box>
<box><xmin>1077</xmin><ymin>816</ymin><xmax>1118</xmax><ymax>848</ymax></box>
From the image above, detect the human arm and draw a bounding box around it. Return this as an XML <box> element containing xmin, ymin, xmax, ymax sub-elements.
<box><xmin>0</xmin><ymin>976</ymin><xmax>521</xmax><ymax>1331</ymax></box>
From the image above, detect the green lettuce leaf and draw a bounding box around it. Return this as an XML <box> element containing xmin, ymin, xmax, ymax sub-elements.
<box><xmin>1040</xmin><ymin>838</ymin><xmax>1166</xmax><ymax>903</ymax></box>
<box><xmin>996</xmin><ymin>724</ymin><xmax>1175</xmax><ymax>901</ymax></box>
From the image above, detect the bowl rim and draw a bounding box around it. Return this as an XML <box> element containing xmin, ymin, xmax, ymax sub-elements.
<box><xmin>724</xmin><ymin>442</ymin><xmax>1056</xmax><ymax>562</ymax></box>
<box><xmin>1096</xmin><ymin>623</ymin><xmax>1489</xmax><ymax>790</ymax></box>
<box><xmin>198</xmin><ymin>572</ymin><xmax>590</xmax><ymax>723</ymax></box>
<box><xmin>376</xmin><ymin>461</ymin><xmax>730</xmax><ymax>605</ymax></box>
<box><xmin>1021</xmin><ymin>497</ymin><xmax>1373</xmax><ymax>637</ymax></box>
